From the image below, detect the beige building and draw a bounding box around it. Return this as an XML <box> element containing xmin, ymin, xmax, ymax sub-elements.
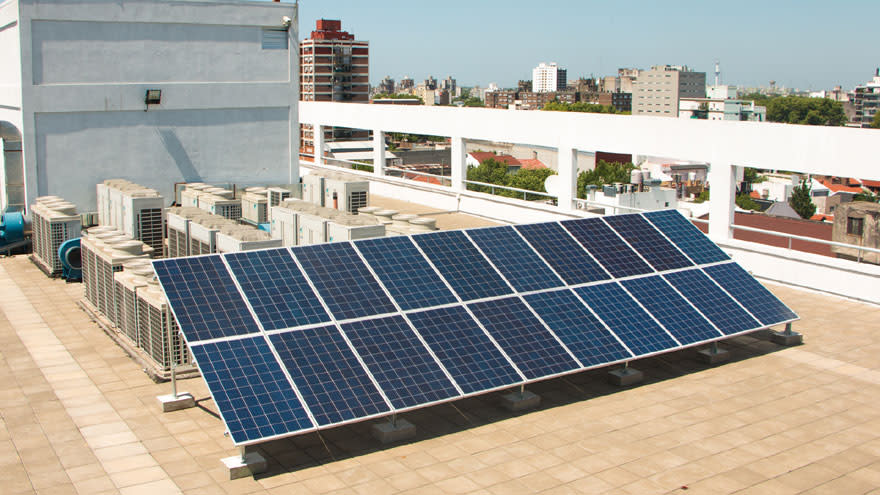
<box><xmin>831</xmin><ymin>201</ymin><xmax>880</xmax><ymax>265</ymax></box>
<box><xmin>633</xmin><ymin>65</ymin><xmax>705</xmax><ymax>117</ymax></box>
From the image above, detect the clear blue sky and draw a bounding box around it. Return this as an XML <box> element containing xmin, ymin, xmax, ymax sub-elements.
<box><xmin>287</xmin><ymin>0</ymin><xmax>879</xmax><ymax>91</ymax></box>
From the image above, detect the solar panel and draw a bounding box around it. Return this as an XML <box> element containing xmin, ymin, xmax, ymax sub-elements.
<box><xmin>524</xmin><ymin>290</ymin><xmax>632</xmax><ymax>366</ymax></box>
<box><xmin>190</xmin><ymin>336</ymin><xmax>313</xmax><ymax>444</ymax></box>
<box><xmin>406</xmin><ymin>306</ymin><xmax>522</xmax><ymax>394</ymax></box>
<box><xmin>603</xmin><ymin>214</ymin><xmax>693</xmax><ymax>271</ymax></box>
<box><xmin>412</xmin><ymin>230</ymin><xmax>512</xmax><ymax>301</ymax></box>
<box><xmin>466</xmin><ymin>226</ymin><xmax>564</xmax><ymax>292</ymax></box>
<box><xmin>154</xmin><ymin>210</ymin><xmax>799</xmax><ymax>447</ymax></box>
<box><xmin>269</xmin><ymin>326</ymin><xmax>390</xmax><ymax>426</ymax></box>
<box><xmin>576</xmin><ymin>282</ymin><xmax>679</xmax><ymax>355</ymax></box>
<box><xmin>468</xmin><ymin>297</ymin><xmax>579</xmax><ymax>379</ymax></box>
<box><xmin>663</xmin><ymin>269</ymin><xmax>761</xmax><ymax>335</ymax></box>
<box><xmin>703</xmin><ymin>263</ymin><xmax>798</xmax><ymax>326</ymax></box>
<box><xmin>643</xmin><ymin>210</ymin><xmax>729</xmax><ymax>264</ymax></box>
<box><xmin>561</xmin><ymin>218</ymin><xmax>654</xmax><ymax>278</ymax></box>
<box><xmin>514</xmin><ymin>222</ymin><xmax>610</xmax><ymax>285</ymax></box>
<box><xmin>340</xmin><ymin>316</ymin><xmax>460</xmax><ymax>409</ymax></box>
<box><xmin>153</xmin><ymin>256</ymin><xmax>260</xmax><ymax>342</ymax></box>
<box><xmin>225</xmin><ymin>249</ymin><xmax>330</xmax><ymax>331</ymax></box>
<box><xmin>293</xmin><ymin>243</ymin><xmax>397</xmax><ymax>320</ymax></box>
<box><xmin>621</xmin><ymin>275</ymin><xmax>722</xmax><ymax>345</ymax></box>
<box><xmin>352</xmin><ymin>236</ymin><xmax>457</xmax><ymax>311</ymax></box>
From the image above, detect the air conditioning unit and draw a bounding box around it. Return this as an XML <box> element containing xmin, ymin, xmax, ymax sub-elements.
<box><xmin>240</xmin><ymin>190</ymin><xmax>269</xmax><ymax>225</ymax></box>
<box><xmin>324</xmin><ymin>177</ymin><xmax>370</xmax><ymax>214</ymax></box>
<box><xmin>97</xmin><ymin>180</ymin><xmax>165</xmax><ymax>255</ymax></box>
<box><xmin>93</xmin><ymin>240</ymin><xmax>152</xmax><ymax>325</ymax></box>
<box><xmin>327</xmin><ymin>214</ymin><xmax>385</xmax><ymax>242</ymax></box>
<box><xmin>216</xmin><ymin>228</ymin><xmax>282</xmax><ymax>253</ymax></box>
<box><xmin>80</xmin><ymin>226</ymin><xmax>118</xmax><ymax>308</ymax></box>
<box><xmin>302</xmin><ymin>173</ymin><xmax>326</xmax><ymax>206</ymax></box>
<box><xmin>166</xmin><ymin>207</ymin><xmax>206</xmax><ymax>258</ymax></box>
<box><xmin>30</xmin><ymin>197</ymin><xmax>81</xmax><ymax>276</ymax></box>
<box><xmin>114</xmin><ymin>266</ymin><xmax>152</xmax><ymax>345</ymax></box>
<box><xmin>198</xmin><ymin>193</ymin><xmax>242</xmax><ymax>221</ymax></box>
<box><xmin>297</xmin><ymin>210</ymin><xmax>330</xmax><ymax>246</ymax></box>
<box><xmin>138</xmin><ymin>280</ymin><xmax>192</xmax><ymax>372</ymax></box>
<box><xmin>188</xmin><ymin>216</ymin><xmax>235</xmax><ymax>255</ymax></box>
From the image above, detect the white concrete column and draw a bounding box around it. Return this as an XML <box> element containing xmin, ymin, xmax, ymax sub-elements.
<box><xmin>450</xmin><ymin>136</ymin><xmax>466</xmax><ymax>192</ymax></box>
<box><xmin>373</xmin><ymin>129</ymin><xmax>385</xmax><ymax>177</ymax></box>
<box><xmin>708</xmin><ymin>162</ymin><xmax>736</xmax><ymax>242</ymax></box>
<box><xmin>313</xmin><ymin>124</ymin><xmax>325</xmax><ymax>167</ymax></box>
<box><xmin>557</xmin><ymin>145</ymin><xmax>577</xmax><ymax>212</ymax></box>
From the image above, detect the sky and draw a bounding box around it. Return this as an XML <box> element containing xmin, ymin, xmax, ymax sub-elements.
<box><xmin>288</xmin><ymin>0</ymin><xmax>880</xmax><ymax>91</ymax></box>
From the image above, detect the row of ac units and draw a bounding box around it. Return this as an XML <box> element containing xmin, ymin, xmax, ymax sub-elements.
<box><xmin>357</xmin><ymin>207</ymin><xmax>438</xmax><ymax>235</ymax></box>
<box><xmin>270</xmin><ymin>199</ymin><xmax>385</xmax><ymax>246</ymax></box>
<box><xmin>80</xmin><ymin>226</ymin><xmax>189</xmax><ymax>374</ymax></box>
<box><xmin>179</xmin><ymin>183</ymin><xmax>242</xmax><ymax>221</ymax></box>
<box><xmin>96</xmin><ymin>180</ymin><xmax>165</xmax><ymax>253</ymax></box>
<box><xmin>167</xmin><ymin>207</ymin><xmax>281</xmax><ymax>257</ymax></box>
<box><xmin>301</xmin><ymin>170</ymin><xmax>369</xmax><ymax>214</ymax></box>
<box><xmin>30</xmin><ymin>196</ymin><xmax>81</xmax><ymax>276</ymax></box>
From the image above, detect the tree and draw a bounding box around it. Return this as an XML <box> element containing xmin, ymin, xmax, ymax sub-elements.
<box><xmin>854</xmin><ymin>192</ymin><xmax>879</xmax><ymax>203</ymax></box>
<box><xmin>543</xmin><ymin>101</ymin><xmax>619</xmax><ymax>114</ymax></box>
<box><xmin>372</xmin><ymin>93</ymin><xmax>423</xmax><ymax>104</ymax></box>
<box><xmin>743</xmin><ymin>167</ymin><xmax>766</xmax><ymax>184</ymax></box>
<box><xmin>789</xmin><ymin>179</ymin><xmax>816</xmax><ymax>219</ymax></box>
<box><xmin>736</xmin><ymin>193</ymin><xmax>761</xmax><ymax>211</ymax></box>
<box><xmin>466</xmin><ymin>158</ymin><xmax>510</xmax><ymax>193</ymax></box>
<box><xmin>871</xmin><ymin>111</ymin><xmax>880</xmax><ymax>129</ymax></box>
<box><xmin>576</xmin><ymin>160</ymin><xmax>636</xmax><ymax>198</ymax></box>
<box><xmin>765</xmin><ymin>96</ymin><xmax>846</xmax><ymax>126</ymax></box>
<box><xmin>507</xmin><ymin>169</ymin><xmax>556</xmax><ymax>200</ymax></box>
<box><xmin>461</xmin><ymin>97</ymin><xmax>485</xmax><ymax>107</ymax></box>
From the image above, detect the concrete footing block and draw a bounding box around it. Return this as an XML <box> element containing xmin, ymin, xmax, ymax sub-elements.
<box><xmin>771</xmin><ymin>331</ymin><xmax>803</xmax><ymax>346</ymax></box>
<box><xmin>157</xmin><ymin>392</ymin><xmax>195</xmax><ymax>413</ymax></box>
<box><xmin>697</xmin><ymin>347</ymin><xmax>730</xmax><ymax>365</ymax></box>
<box><xmin>608</xmin><ymin>367</ymin><xmax>644</xmax><ymax>387</ymax></box>
<box><xmin>371</xmin><ymin>419</ymin><xmax>416</xmax><ymax>444</ymax></box>
<box><xmin>221</xmin><ymin>452</ymin><xmax>267</xmax><ymax>480</ymax></box>
<box><xmin>500</xmin><ymin>390</ymin><xmax>541</xmax><ymax>412</ymax></box>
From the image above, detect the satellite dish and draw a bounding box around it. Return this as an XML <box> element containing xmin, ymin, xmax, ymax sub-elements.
<box><xmin>544</xmin><ymin>175</ymin><xmax>560</xmax><ymax>196</ymax></box>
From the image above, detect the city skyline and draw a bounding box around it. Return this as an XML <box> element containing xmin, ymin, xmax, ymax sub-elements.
<box><xmin>294</xmin><ymin>0</ymin><xmax>880</xmax><ymax>91</ymax></box>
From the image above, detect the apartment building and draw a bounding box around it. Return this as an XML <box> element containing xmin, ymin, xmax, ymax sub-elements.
<box><xmin>532</xmin><ymin>62</ymin><xmax>567</xmax><ymax>93</ymax></box>
<box><xmin>300</xmin><ymin>20</ymin><xmax>369</xmax><ymax>156</ymax></box>
<box><xmin>633</xmin><ymin>65</ymin><xmax>705</xmax><ymax>117</ymax></box>
<box><xmin>851</xmin><ymin>69</ymin><xmax>880</xmax><ymax>127</ymax></box>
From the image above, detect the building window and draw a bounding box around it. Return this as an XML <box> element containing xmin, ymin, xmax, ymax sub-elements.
<box><xmin>847</xmin><ymin>217</ymin><xmax>864</xmax><ymax>236</ymax></box>
<box><xmin>262</xmin><ymin>28</ymin><xmax>288</xmax><ymax>50</ymax></box>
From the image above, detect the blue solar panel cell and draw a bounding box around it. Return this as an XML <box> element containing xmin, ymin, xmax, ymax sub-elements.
<box><xmin>561</xmin><ymin>218</ymin><xmax>654</xmax><ymax>278</ymax></box>
<box><xmin>703</xmin><ymin>263</ymin><xmax>798</xmax><ymax>326</ymax></box>
<box><xmin>468</xmin><ymin>297</ymin><xmax>579</xmax><ymax>379</ymax></box>
<box><xmin>467</xmin><ymin>226</ymin><xmax>564</xmax><ymax>292</ymax></box>
<box><xmin>293</xmin><ymin>243</ymin><xmax>397</xmax><ymax>321</ymax></box>
<box><xmin>603</xmin><ymin>214</ymin><xmax>693</xmax><ymax>271</ymax></box>
<box><xmin>663</xmin><ymin>269</ymin><xmax>761</xmax><ymax>335</ymax></box>
<box><xmin>224</xmin><ymin>249</ymin><xmax>329</xmax><ymax>331</ymax></box>
<box><xmin>643</xmin><ymin>210</ymin><xmax>729</xmax><ymax>264</ymax></box>
<box><xmin>153</xmin><ymin>256</ymin><xmax>260</xmax><ymax>342</ymax></box>
<box><xmin>412</xmin><ymin>230</ymin><xmax>512</xmax><ymax>301</ymax></box>
<box><xmin>621</xmin><ymin>275</ymin><xmax>722</xmax><ymax>345</ymax></box>
<box><xmin>576</xmin><ymin>282</ymin><xmax>679</xmax><ymax>355</ymax></box>
<box><xmin>514</xmin><ymin>222</ymin><xmax>610</xmax><ymax>285</ymax></box>
<box><xmin>406</xmin><ymin>306</ymin><xmax>522</xmax><ymax>394</ymax></box>
<box><xmin>524</xmin><ymin>290</ymin><xmax>632</xmax><ymax>366</ymax></box>
<box><xmin>353</xmin><ymin>236</ymin><xmax>457</xmax><ymax>310</ymax></box>
<box><xmin>270</xmin><ymin>326</ymin><xmax>390</xmax><ymax>426</ymax></box>
<box><xmin>340</xmin><ymin>316</ymin><xmax>459</xmax><ymax>409</ymax></box>
<box><xmin>190</xmin><ymin>337</ymin><xmax>313</xmax><ymax>445</ymax></box>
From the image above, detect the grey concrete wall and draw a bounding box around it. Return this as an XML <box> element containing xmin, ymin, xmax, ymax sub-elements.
<box><xmin>35</xmin><ymin>107</ymin><xmax>290</xmax><ymax>209</ymax></box>
<box><xmin>31</xmin><ymin>21</ymin><xmax>289</xmax><ymax>85</ymax></box>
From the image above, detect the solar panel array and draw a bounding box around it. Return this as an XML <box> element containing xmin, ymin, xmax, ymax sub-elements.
<box><xmin>153</xmin><ymin>210</ymin><xmax>798</xmax><ymax>446</ymax></box>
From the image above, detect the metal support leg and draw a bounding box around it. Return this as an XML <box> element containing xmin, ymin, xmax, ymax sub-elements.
<box><xmin>171</xmin><ymin>363</ymin><xmax>178</xmax><ymax>399</ymax></box>
<box><xmin>239</xmin><ymin>446</ymin><xmax>247</xmax><ymax>464</ymax></box>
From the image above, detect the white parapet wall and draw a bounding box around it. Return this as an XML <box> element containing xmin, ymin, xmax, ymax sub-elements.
<box><xmin>0</xmin><ymin>0</ymin><xmax>299</xmax><ymax>212</ymax></box>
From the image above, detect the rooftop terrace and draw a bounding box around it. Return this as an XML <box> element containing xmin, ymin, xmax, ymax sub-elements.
<box><xmin>1</xmin><ymin>219</ymin><xmax>878</xmax><ymax>494</ymax></box>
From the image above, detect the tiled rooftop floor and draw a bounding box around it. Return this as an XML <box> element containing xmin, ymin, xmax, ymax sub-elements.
<box><xmin>1</xmin><ymin>254</ymin><xmax>879</xmax><ymax>495</ymax></box>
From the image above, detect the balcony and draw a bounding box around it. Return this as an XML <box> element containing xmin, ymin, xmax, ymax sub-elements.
<box><xmin>300</xmin><ymin>101</ymin><xmax>880</xmax><ymax>305</ymax></box>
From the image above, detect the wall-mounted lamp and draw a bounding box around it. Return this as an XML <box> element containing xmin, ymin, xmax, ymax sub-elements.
<box><xmin>144</xmin><ymin>89</ymin><xmax>162</xmax><ymax>111</ymax></box>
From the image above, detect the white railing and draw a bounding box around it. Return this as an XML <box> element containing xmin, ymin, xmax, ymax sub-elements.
<box><xmin>462</xmin><ymin>179</ymin><xmax>556</xmax><ymax>202</ymax></box>
<box><xmin>730</xmin><ymin>223</ymin><xmax>879</xmax><ymax>263</ymax></box>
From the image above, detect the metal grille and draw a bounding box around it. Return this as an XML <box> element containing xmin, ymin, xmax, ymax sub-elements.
<box><xmin>113</xmin><ymin>280</ymin><xmax>124</xmax><ymax>327</ymax></box>
<box><xmin>124</xmin><ymin>288</ymin><xmax>139</xmax><ymax>344</ymax></box>
<box><xmin>167</xmin><ymin>228</ymin><xmax>184</xmax><ymax>258</ymax></box>
<box><xmin>348</xmin><ymin>191</ymin><xmax>368</xmax><ymax>214</ymax></box>
<box><xmin>214</xmin><ymin>204</ymin><xmax>242</xmax><ymax>221</ymax></box>
<box><xmin>191</xmin><ymin>239</ymin><xmax>211</xmax><ymax>256</ymax></box>
<box><xmin>137</xmin><ymin>208</ymin><xmax>164</xmax><ymax>254</ymax></box>
<box><xmin>137</xmin><ymin>296</ymin><xmax>150</xmax><ymax>351</ymax></box>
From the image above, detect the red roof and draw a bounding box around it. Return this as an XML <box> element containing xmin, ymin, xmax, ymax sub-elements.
<box><xmin>861</xmin><ymin>179</ymin><xmax>880</xmax><ymax>188</ymax></box>
<box><xmin>847</xmin><ymin>178</ymin><xmax>862</xmax><ymax>187</ymax></box>
<box><xmin>749</xmin><ymin>190</ymin><xmax>761</xmax><ymax>199</ymax></box>
<box><xmin>811</xmin><ymin>214</ymin><xmax>834</xmax><ymax>222</ymax></box>
<box><xmin>818</xmin><ymin>179</ymin><xmax>862</xmax><ymax>194</ymax></box>
<box><xmin>469</xmin><ymin>152</ymin><xmax>521</xmax><ymax>167</ymax></box>
<box><xmin>518</xmin><ymin>158</ymin><xmax>548</xmax><ymax>170</ymax></box>
<box><xmin>403</xmin><ymin>173</ymin><xmax>443</xmax><ymax>185</ymax></box>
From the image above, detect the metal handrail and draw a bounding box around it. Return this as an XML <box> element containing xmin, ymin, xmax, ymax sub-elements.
<box><xmin>572</xmin><ymin>198</ymin><xmax>648</xmax><ymax>214</ymax></box>
<box><xmin>384</xmin><ymin>166</ymin><xmax>452</xmax><ymax>186</ymax></box>
<box><xmin>729</xmin><ymin>223</ymin><xmax>880</xmax><ymax>257</ymax></box>
<box><xmin>463</xmin><ymin>179</ymin><xmax>556</xmax><ymax>201</ymax></box>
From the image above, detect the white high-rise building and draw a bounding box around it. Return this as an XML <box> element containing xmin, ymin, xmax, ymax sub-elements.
<box><xmin>532</xmin><ymin>62</ymin><xmax>567</xmax><ymax>93</ymax></box>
